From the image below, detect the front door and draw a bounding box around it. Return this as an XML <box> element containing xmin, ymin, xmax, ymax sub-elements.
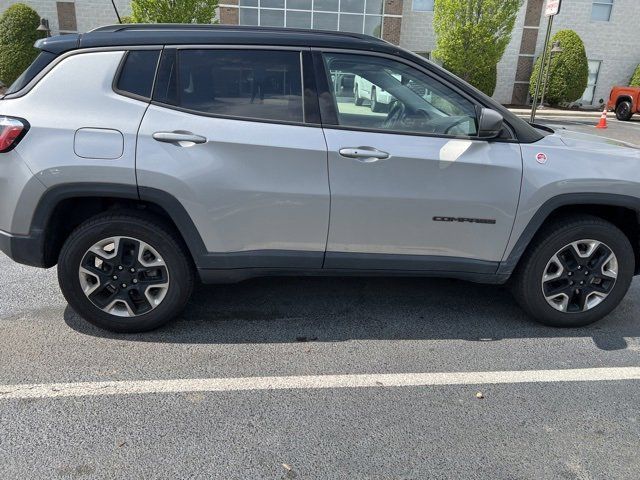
<box><xmin>319</xmin><ymin>52</ymin><xmax>523</xmax><ymax>272</ymax></box>
<box><xmin>136</xmin><ymin>48</ymin><xmax>330</xmax><ymax>269</ymax></box>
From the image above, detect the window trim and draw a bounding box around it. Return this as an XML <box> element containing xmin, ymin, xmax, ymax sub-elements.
<box><xmin>312</xmin><ymin>47</ymin><xmax>516</xmax><ymax>142</ymax></box>
<box><xmin>150</xmin><ymin>45</ymin><xmax>313</xmax><ymax>127</ymax></box>
<box><xmin>112</xmin><ymin>49</ymin><xmax>162</xmax><ymax>102</ymax></box>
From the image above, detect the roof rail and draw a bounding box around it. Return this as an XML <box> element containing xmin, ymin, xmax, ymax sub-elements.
<box><xmin>90</xmin><ymin>23</ymin><xmax>387</xmax><ymax>44</ymax></box>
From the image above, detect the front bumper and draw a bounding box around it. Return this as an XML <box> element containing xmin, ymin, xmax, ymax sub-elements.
<box><xmin>0</xmin><ymin>229</ymin><xmax>47</xmax><ymax>267</ymax></box>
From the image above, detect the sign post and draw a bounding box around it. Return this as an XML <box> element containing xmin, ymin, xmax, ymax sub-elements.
<box><xmin>530</xmin><ymin>0</ymin><xmax>562</xmax><ymax>123</ymax></box>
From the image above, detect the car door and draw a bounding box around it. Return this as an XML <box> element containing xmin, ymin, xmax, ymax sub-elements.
<box><xmin>317</xmin><ymin>51</ymin><xmax>523</xmax><ymax>273</ymax></box>
<box><xmin>136</xmin><ymin>48</ymin><xmax>330</xmax><ymax>269</ymax></box>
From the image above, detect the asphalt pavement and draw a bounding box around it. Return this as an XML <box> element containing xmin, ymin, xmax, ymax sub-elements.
<box><xmin>1</xmin><ymin>118</ymin><xmax>640</xmax><ymax>479</ymax></box>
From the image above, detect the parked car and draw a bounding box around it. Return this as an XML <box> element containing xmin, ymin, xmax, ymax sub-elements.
<box><xmin>1</xmin><ymin>25</ymin><xmax>640</xmax><ymax>332</ymax></box>
<box><xmin>353</xmin><ymin>74</ymin><xmax>396</xmax><ymax>112</ymax></box>
<box><xmin>607</xmin><ymin>85</ymin><xmax>640</xmax><ymax>121</ymax></box>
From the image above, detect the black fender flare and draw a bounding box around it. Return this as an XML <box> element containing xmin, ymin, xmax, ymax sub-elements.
<box><xmin>498</xmin><ymin>193</ymin><xmax>640</xmax><ymax>275</ymax></box>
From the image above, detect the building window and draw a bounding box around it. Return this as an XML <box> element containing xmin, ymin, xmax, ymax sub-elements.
<box><xmin>591</xmin><ymin>0</ymin><xmax>613</xmax><ymax>21</ymax></box>
<box><xmin>238</xmin><ymin>0</ymin><xmax>384</xmax><ymax>37</ymax></box>
<box><xmin>412</xmin><ymin>0</ymin><xmax>434</xmax><ymax>12</ymax></box>
<box><xmin>414</xmin><ymin>51</ymin><xmax>431</xmax><ymax>60</ymax></box>
<box><xmin>581</xmin><ymin>60</ymin><xmax>601</xmax><ymax>103</ymax></box>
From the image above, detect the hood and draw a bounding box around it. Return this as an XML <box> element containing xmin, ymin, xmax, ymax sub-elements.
<box><xmin>552</xmin><ymin>127</ymin><xmax>640</xmax><ymax>151</ymax></box>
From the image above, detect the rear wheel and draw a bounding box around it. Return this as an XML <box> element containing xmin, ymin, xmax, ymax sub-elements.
<box><xmin>615</xmin><ymin>101</ymin><xmax>633</xmax><ymax>121</ymax></box>
<box><xmin>58</xmin><ymin>212</ymin><xmax>194</xmax><ymax>333</ymax></box>
<box><xmin>511</xmin><ymin>216</ymin><xmax>634</xmax><ymax>327</ymax></box>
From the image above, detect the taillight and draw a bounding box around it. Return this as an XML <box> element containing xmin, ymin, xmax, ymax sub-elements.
<box><xmin>0</xmin><ymin>116</ymin><xmax>29</xmax><ymax>153</ymax></box>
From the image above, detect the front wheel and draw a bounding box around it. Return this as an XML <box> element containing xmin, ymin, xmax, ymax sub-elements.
<box><xmin>58</xmin><ymin>212</ymin><xmax>195</xmax><ymax>333</ymax></box>
<box><xmin>616</xmin><ymin>101</ymin><xmax>633</xmax><ymax>121</ymax></box>
<box><xmin>511</xmin><ymin>215</ymin><xmax>634</xmax><ymax>327</ymax></box>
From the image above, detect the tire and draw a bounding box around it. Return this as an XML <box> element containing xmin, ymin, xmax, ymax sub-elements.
<box><xmin>354</xmin><ymin>85</ymin><xmax>364</xmax><ymax>106</ymax></box>
<box><xmin>615</xmin><ymin>101</ymin><xmax>633</xmax><ymax>121</ymax></box>
<box><xmin>370</xmin><ymin>87</ymin><xmax>386</xmax><ymax>113</ymax></box>
<box><xmin>58</xmin><ymin>212</ymin><xmax>195</xmax><ymax>333</ymax></box>
<box><xmin>510</xmin><ymin>215</ymin><xmax>634</xmax><ymax>327</ymax></box>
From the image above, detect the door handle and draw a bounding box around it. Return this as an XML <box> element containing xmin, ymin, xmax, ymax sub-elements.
<box><xmin>339</xmin><ymin>147</ymin><xmax>389</xmax><ymax>162</ymax></box>
<box><xmin>152</xmin><ymin>131</ymin><xmax>207</xmax><ymax>145</ymax></box>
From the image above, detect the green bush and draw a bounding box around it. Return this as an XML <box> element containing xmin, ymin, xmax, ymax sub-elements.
<box><xmin>433</xmin><ymin>0</ymin><xmax>522</xmax><ymax>96</ymax></box>
<box><xmin>130</xmin><ymin>0</ymin><xmax>218</xmax><ymax>23</ymax></box>
<box><xmin>630</xmin><ymin>65</ymin><xmax>640</xmax><ymax>87</ymax></box>
<box><xmin>0</xmin><ymin>3</ymin><xmax>42</xmax><ymax>87</ymax></box>
<box><xmin>529</xmin><ymin>30</ymin><xmax>589</xmax><ymax>106</ymax></box>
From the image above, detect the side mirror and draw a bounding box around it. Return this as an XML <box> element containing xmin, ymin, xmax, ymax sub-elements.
<box><xmin>477</xmin><ymin>108</ymin><xmax>504</xmax><ymax>139</ymax></box>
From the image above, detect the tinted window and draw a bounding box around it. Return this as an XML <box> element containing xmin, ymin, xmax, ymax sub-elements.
<box><xmin>155</xmin><ymin>49</ymin><xmax>304</xmax><ymax>123</ymax></box>
<box><xmin>323</xmin><ymin>53</ymin><xmax>478</xmax><ymax>137</ymax></box>
<box><xmin>6</xmin><ymin>51</ymin><xmax>57</xmax><ymax>95</ymax></box>
<box><xmin>116</xmin><ymin>50</ymin><xmax>160</xmax><ymax>99</ymax></box>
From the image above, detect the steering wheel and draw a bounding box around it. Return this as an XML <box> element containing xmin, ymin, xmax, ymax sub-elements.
<box><xmin>383</xmin><ymin>101</ymin><xmax>406</xmax><ymax>130</ymax></box>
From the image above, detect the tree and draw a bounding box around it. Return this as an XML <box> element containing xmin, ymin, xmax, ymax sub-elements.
<box><xmin>130</xmin><ymin>0</ymin><xmax>218</xmax><ymax>23</ymax></box>
<box><xmin>529</xmin><ymin>30</ymin><xmax>588</xmax><ymax>106</ymax></box>
<box><xmin>0</xmin><ymin>3</ymin><xmax>42</xmax><ymax>87</ymax></box>
<box><xmin>432</xmin><ymin>0</ymin><xmax>522</xmax><ymax>96</ymax></box>
<box><xmin>630</xmin><ymin>65</ymin><xmax>640</xmax><ymax>87</ymax></box>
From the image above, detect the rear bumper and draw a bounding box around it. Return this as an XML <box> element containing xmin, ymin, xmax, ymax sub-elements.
<box><xmin>0</xmin><ymin>229</ymin><xmax>47</xmax><ymax>268</ymax></box>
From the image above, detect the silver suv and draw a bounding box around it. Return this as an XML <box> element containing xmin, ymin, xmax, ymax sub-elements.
<box><xmin>1</xmin><ymin>25</ymin><xmax>639</xmax><ymax>332</ymax></box>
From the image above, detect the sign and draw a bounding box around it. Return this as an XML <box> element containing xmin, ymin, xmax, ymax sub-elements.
<box><xmin>545</xmin><ymin>0</ymin><xmax>562</xmax><ymax>16</ymax></box>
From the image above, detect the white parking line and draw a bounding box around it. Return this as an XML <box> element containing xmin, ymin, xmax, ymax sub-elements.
<box><xmin>1</xmin><ymin>367</ymin><xmax>639</xmax><ymax>400</ymax></box>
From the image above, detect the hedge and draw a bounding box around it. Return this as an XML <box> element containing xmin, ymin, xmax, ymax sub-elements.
<box><xmin>0</xmin><ymin>3</ymin><xmax>42</xmax><ymax>87</ymax></box>
<box><xmin>529</xmin><ymin>30</ymin><xmax>589</xmax><ymax>106</ymax></box>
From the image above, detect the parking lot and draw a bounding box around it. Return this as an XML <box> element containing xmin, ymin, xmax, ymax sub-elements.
<box><xmin>1</xmin><ymin>117</ymin><xmax>640</xmax><ymax>479</ymax></box>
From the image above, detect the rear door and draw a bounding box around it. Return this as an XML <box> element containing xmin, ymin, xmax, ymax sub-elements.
<box><xmin>136</xmin><ymin>48</ymin><xmax>330</xmax><ymax>269</ymax></box>
<box><xmin>317</xmin><ymin>51</ymin><xmax>523</xmax><ymax>272</ymax></box>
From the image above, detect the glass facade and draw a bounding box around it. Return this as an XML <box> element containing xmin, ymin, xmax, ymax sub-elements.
<box><xmin>238</xmin><ymin>0</ymin><xmax>384</xmax><ymax>37</ymax></box>
<box><xmin>591</xmin><ymin>0</ymin><xmax>613</xmax><ymax>21</ymax></box>
<box><xmin>581</xmin><ymin>60</ymin><xmax>602</xmax><ymax>104</ymax></box>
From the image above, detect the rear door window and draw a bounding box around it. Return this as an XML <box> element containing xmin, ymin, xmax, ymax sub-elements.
<box><xmin>153</xmin><ymin>49</ymin><xmax>304</xmax><ymax>123</ymax></box>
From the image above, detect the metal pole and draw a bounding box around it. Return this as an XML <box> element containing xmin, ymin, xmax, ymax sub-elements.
<box><xmin>530</xmin><ymin>15</ymin><xmax>554</xmax><ymax>123</ymax></box>
<box><xmin>540</xmin><ymin>44</ymin><xmax>556</xmax><ymax>108</ymax></box>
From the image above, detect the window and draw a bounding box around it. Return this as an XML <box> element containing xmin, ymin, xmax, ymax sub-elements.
<box><xmin>581</xmin><ymin>60</ymin><xmax>602</xmax><ymax>104</ymax></box>
<box><xmin>323</xmin><ymin>53</ymin><xmax>478</xmax><ymax>136</ymax></box>
<box><xmin>238</xmin><ymin>0</ymin><xmax>385</xmax><ymax>37</ymax></box>
<box><xmin>591</xmin><ymin>0</ymin><xmax>613</xmax><ymax>21</ymax></box>
<box><xmin>413</xmin><ymin>0</ymin><xmax>434</xmax><ymax>12</ymax></box>
<box><xmin>115</xmin><ymin>50</ymin><xmax>160</xmax><ymax>99</ymax></box>
<box><xmin>153</xmin><ymin>49</ymin><xmax>304</xmax><ymax>123</ymax></box>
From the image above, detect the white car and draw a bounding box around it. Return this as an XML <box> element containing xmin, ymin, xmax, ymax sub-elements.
<box><xmin>353</xmin><ymin>74</ymin><xmax>395</xmax><ymax>112</ymax></box>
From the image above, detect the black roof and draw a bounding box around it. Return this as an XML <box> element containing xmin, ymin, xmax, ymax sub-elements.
<box><xmin>38</xmin><ymin>24</ymin><xmax>398</xmax><ymax>56</ymax></box>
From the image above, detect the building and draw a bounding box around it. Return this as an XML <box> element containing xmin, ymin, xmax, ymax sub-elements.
<box><xmin>1</xmin><ymin>0</ymin><xmax>638</xmax><ymax>106</ymax></box>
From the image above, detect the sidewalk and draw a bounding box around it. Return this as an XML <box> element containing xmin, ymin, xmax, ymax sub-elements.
<box><xmin>507</xmin><ymin>107</ymin><xmax>614</xmax><ymax>117</ymax></box>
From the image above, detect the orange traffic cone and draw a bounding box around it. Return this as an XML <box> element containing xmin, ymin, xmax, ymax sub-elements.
<box><xmin>596</xmin><ymin>106</ymin><xmax>608</xmax><ymax>129</ymax></box>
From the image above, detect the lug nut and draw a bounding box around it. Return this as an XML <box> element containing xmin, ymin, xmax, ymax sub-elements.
<box><xmin>578</xmin><ymin>266</ymin><xmax>582</xmax><ymax>270</ymax></box>
<box><xmin>580</xmin><ymin>281</ymin><xmax>585</xmax><ymax>285</ymax></box>
<box><xmin>568</xmin><ymin>272</ymin><xmax>573</xmax><ymax>276</ymax></box>
<box><xmin>121</xmin><ymin>283</ymin><xmax>127</xmax><ymax>288</ymax></box>
<box><xmin>130</xmin><ymin>268</ymin><xmax>136</xmax><ymax>273</ymax></box>
<box><xmin>118</xmin><ymin>266</ymin><xmax>123</xmax><ymax>270</ymax></box>
<box><xmin>113</xmin><ymin>275</ymin><xmax>118</xmax><ymax>280</ymax></box>
<box><xmin>133</xmin><ymin>278</ymin><xmax>138</xmax><ymax>284</ymax></box>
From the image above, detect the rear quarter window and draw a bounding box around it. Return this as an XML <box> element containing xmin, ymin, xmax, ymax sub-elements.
<box><xmin>5</xmin><ymin>51</ymin><xmax>57</xmax><ymax>95</ymax></box>
<box><xmin>115</xmin><ymin>50</ymin><xmax>160</xmax><ymax>100</ymax></box>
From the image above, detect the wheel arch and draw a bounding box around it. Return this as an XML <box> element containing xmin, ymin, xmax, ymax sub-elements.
<box><xmin>615</xmin><ymin>95</ymin><xmax>633</xmax><ymax>108</ymax></box>
<box><xmin>29</xmin><ymin>184</ymin><xmax>206</xmax><ymax>268</ymax></box>
<box><xmin>499</xmin><ymin>193</ymin><xmax>640</xmax><ymax>276</ymax></box>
